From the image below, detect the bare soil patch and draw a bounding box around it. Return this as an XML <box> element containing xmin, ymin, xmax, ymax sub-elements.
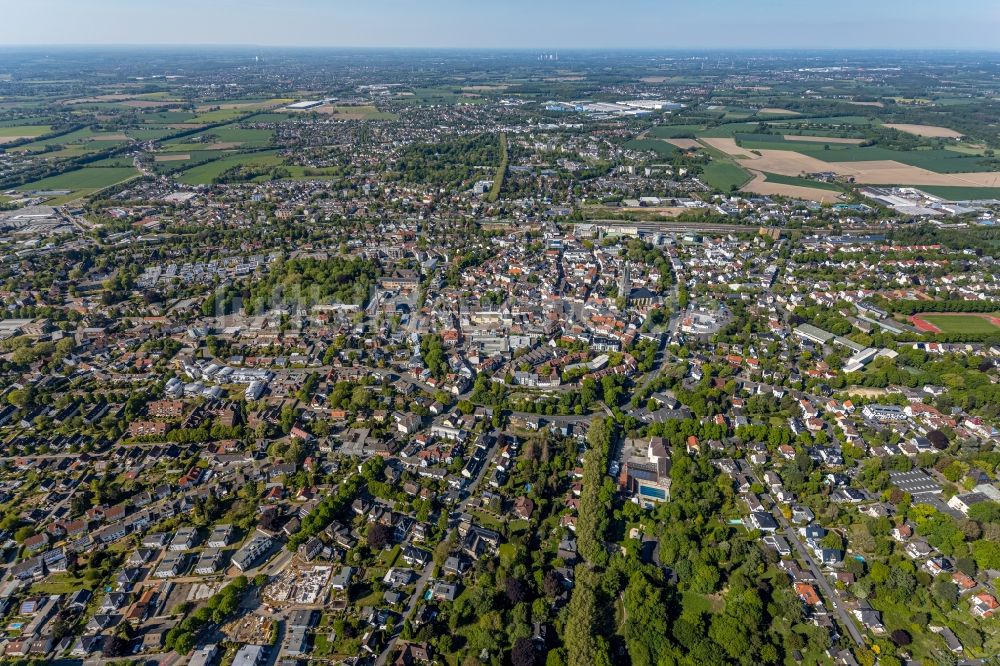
<box><xmin>700</xmin><ymin>137</ymin><xmax>746</xmax><ymax>154</ymax></box>
<box><xmin>666</xmin><ymin>139</ymin><xmax>701</xmax><ymax>150</ymax></box>
<box><xmin>885</xmin><ymin>124</ymin><xmax>964</xmax><ymax>138</ymax></box>
<box><xmin>846</xmin><ymin>387</ymin><xmax>892</xmax><ymax>398</ymax></box>
<box><xmin>205</xmin><ymin>142</ymin><xmax>243</xmax><ymax>150</ymax></box>
<box><xmin>641</xmin><ymin>76</ymin><xmax>669</xmax><ymax>83</ymax></box>
<box><xmin>760</xmin><ymin>108</ymin><xmax>801</xmax><ymax>115</ymax></box>
<box><xmin>0</xmin><ymin>136</ymin><xmax>30</xmax><ymax>144</ymax></box>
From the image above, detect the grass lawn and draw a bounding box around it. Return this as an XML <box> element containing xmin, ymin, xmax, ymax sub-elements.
<box><xmin>498</xmin><ymin>543</ymin><xmax>517</xmax><ymax>563</ymax></box>
<box><xmin>312</xmin><ymin>632</ymin><xmax>334</xmax><ymax>658</ymax></box>
<box><xmin>916</xmin><ymin>314</ymin><xmax>1000</xmax><ymax>334</ymax></box>
<box><xmin>679</xmin><ymin>591</ymin><xmax>723</xmax><ymax>620</ymax></box>
<box><xmin>377</xmin><ymin>544</ymin><xmax>401</xmax><ymax>568</ymax></box>
<box><xmin>468</xmin><ymin>508</ymin><xmax>505</xmax><ymax>532</ymax></box>
<box><xmin>353</xmin><ymin>583</ymin><xmax>384</xmax><ymax>607</ymax></box>
<box><xmin>29</xmin><ymin>572</ymin><xmax>94</xmax><ymax>595</ymax></box>
<box><xmin>508</xmin><ymin>519</ymin><xmax>530</xmax><ymax>533</ymax></box>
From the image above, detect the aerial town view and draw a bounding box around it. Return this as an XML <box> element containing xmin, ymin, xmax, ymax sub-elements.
<box><xmin>0</xmin><ymin>2</ymin><xmax>999</xmax><ymax>666</ymax></box>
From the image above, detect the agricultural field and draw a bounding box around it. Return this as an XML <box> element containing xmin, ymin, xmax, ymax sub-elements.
<box><xmin>7</xmin><ymin>127</ymin><xmax>131</xmax><ymax>156</ymax></box>
<box><xmin>647</xmin><ymin>124</ymin><xmax>704</xmax><ymax>139</ymax></box>
<box><xmin>701</xmin><ymin>162</ymin><xmax>752</xmax><ymax>191</ymax></box>
<box><xmin>701</xmin><ymin>136</ymin><xmax>1000</xmax><ymax>188</ymax></box>
<box><xmin>732</xmin><ymin>134</ymin><xmax>990</xmax><ymax>173</ymax></box>
<box><xmin>884</xmin><ymin>123</ymin><xmax>964</xmax><ymax>138</ymax></box>
<box><xmin>175</xmin><ymin>150</ymin><xmax>283</xmax><ymax>185</ymax></box>
<box><xmin>304</xmin><ymin>105</ymin><xmax>397</xmax><ymax>120</ymax></box>
<box><xmin>0</xmin><ymin>125</ymin><xmax>53</xmax><ymax>143</ymax></box>
<box><xmin>191</xmin><ymin>99</ymin><xmax>291</xmax><ymax>122</ymax></box>
<box><xmin>741</xmin><ymin>171</ymin><xmax>843</xmax><ymax>202</ymax></box>
<box><xmin>396</xmin><ymin>87</ymin><xmax>490</xmax><ymax>105</ymax></box>
<box><xmin>161</xmin><ymin>126</ymin><xmax>274</xmax><ymax>151</ymax></box>
<box><xmin>623</xmin><ymin>138</ymin><xmax>679</xmax><ymax>159</ymax></box>
<box><xmin>916</xmin><ymin>185</ymin><xmax>1000</xmax><ymax>200</ymax></box>
<box><xmin>911</xmin><ymin>313</ymin><xmax>1000</xmax><ymax>334</ymax></box>
<box><xmin>15</xmin><ymin>166</ymin><xmax>138</xmax><ymax>202</ymax></box>
<box><xmin>757</xmin><ymin>171</ymin><xmax>843</xmax><ymax>191</ymax></box>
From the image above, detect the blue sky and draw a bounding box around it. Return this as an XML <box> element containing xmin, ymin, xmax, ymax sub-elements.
<box><xmin>2</xmin><ymin>0</ymin><xmax>998</xmax><ymax>49</ymax></box>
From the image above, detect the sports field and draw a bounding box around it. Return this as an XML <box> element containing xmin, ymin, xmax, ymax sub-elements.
<box><xmin>911</xmin><ymin>314</ymin><xmax>1000</xmax><ymax>334</ymax></box>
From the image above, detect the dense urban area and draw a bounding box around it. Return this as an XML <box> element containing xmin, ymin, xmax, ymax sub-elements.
<box><xmin>0</xmin><ymin>47</ymin><xmax>998</xmax><ymax>666</ymax></box>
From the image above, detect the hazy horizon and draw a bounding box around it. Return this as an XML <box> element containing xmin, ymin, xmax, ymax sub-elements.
<box><xmin>2</xmin><ymin>0</ymin><xmax>998</xmax><ymax>51</ymax></box>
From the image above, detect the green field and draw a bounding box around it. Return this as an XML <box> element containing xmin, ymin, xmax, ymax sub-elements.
<box><xmin>319</xmin><ymin>105</ymin><xmax>398</xmax><ymax>120</ymax></box>
<box><xmin>770</xmin><ymin>115</ymin><xmax>880</xmax><ymax>126</ymax></box>
<box><xmin>126</xmin><ymin>127</ymin><xmax>177</xmax><ymax>141</ymax></box>
<box><xmin>623</xmin><ymin>138</ymin><xmax>679</xmax><ymax>159</ymax></box>
<box><xmin>250</xmin><ymin>112</ymin><xmax>300</xmax><ymax>123</ymax></box>
<box><xmin>10</xmin><ymin>127</ymin><xmax>131</xmax><ymax>154</ymax></box>
<box><xmin>151</xmin><ymin>149</ymin><xmax>223</xmax><ymax>173</ymax></box>
<box><xmin>191</xmin><ymin>107</ymin><xmax>264</xmax><ymax>123</ymax></box>
<box><xmin>162</xmin><ymin>125</ymin><xmax>274</xmax><ymax>151</ymax></box>
<box><xmin>0</xmin><ymin>124</ymin><xmax>52</xmax><ymax>137</ymax></box>
<box><xmin>733</xmin><ymin>133</ymin><xmax>992</xmax><ymax>173</ymax></box>
<box><xmin>398</xmin><ymin>86</ymin><xmax>489</xmax><ymax>105</ymax></box>
<box><xmin>175</xmin><ymin>150</ymin><xmax>283</xmax><ymax>185</ymax></box>
<box><xmin>16</xmin><ymin>166</ymin><xmax>138</xmax><ymax>204</ymax></box>
<box><xmin>647</xmin><ymin>124</ymin><xmax>703</xmax><ymax>139</ymax></box>
<box><xmin>702</xmin><ymin>162</ymin><xmax>752</xmax><ymax>191</ymax></box>
<box><xmin>915</xmin><ymin>185</ymin><xmax>1000</xmax><ymax>201</ymax></box>
<box><xmin>138</xmin><ymin>111</ymin><xmax>200</xmax><ymax>124</ymax></box>
<box><xmin>759</xmin><ymin>172</ymin><xmax>843</xmax><ymax>191</ymax></box>
<box><xmin>917</xmin><ymin>314</ymin><xmax>1000</xmax><ymax>334</ymax></box>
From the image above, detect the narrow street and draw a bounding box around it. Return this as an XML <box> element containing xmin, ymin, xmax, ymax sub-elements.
<box><xmin>375</xmin><ymin>423</ymin><xmax>505</xmax><ymax>665</ymax></box>
<box><xmin>770</xmin><ymin>507</ymin><xmax>865</xmax><ymax>647</ymax></box>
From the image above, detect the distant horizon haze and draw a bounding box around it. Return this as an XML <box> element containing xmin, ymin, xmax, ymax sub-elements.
<box><xmin>1</xmin><ymin>0</ymin><xmax>998</xmax><ymax>51</ymax></box>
